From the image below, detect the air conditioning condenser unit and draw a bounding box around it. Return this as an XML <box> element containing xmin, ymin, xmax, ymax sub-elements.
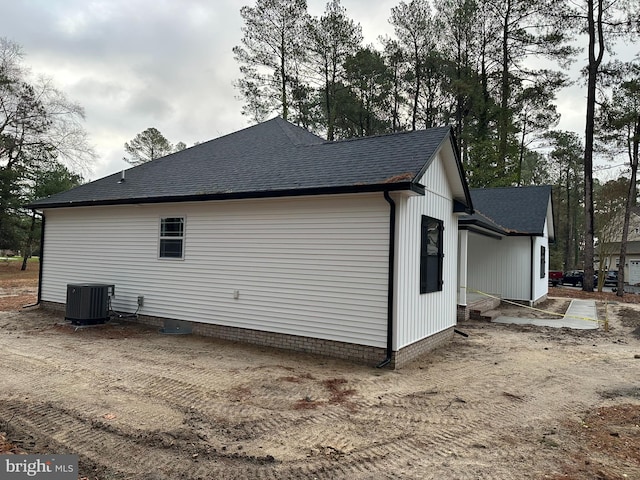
<box><xmin>65</xmin><ymin>284</ymin><xmax>114</xmax><ymax>325</ymax></box>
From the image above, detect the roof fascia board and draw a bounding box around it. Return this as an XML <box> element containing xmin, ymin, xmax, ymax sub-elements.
<box><xmin>28</xmin><ymin>182</ymin><xmax>425</xmax><ymax>210</ymax></box>
<box><xmin>414</xmin><ymin>128</ymin><xmax>473</xmax><ymax>214</ymax></box>
<box><xmin>547</xmin><ymin>194</ymin><xmax>556</xmax><ymax>241</ymax></box>
<box><xmin>459</xmin><ymin>225</ymin><xmax>504</xmax><ymax>240</ymax></box>
<box><xmin>459</xmin><ymin>218</ymin><xmax>545</xmax><ymax>238</ymax></box>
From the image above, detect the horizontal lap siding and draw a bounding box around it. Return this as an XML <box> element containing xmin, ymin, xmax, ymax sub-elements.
<box><xmin>41</xmin><ymin>194</ymin><xmax>390</xmax><ymax>347</ymax></box>
<box><xmin>394</xmin><ymin>151</ymin><xmax>458</xmax><ymax>349</ymax></box>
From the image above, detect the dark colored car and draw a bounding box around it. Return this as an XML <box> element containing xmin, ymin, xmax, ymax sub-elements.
<box><xmin>564</xmin><ymin>270</ymin><xmax>601</xmax><ymax>287</ymax></box>
<box><xmin>562</xmin><ymin>270</ymin><xmax>586</xmax><ymax>286</ymax></box>
<box><xmin>603</xmin><ymin>270</ymin><xmax>618</xmax><ymax>286</ymax></box>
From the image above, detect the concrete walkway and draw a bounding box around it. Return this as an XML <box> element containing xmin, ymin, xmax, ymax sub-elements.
<box><xmin>493</xmin><ymin>299</ymin><xmax>599</xmax><ymax>330</ymax></box>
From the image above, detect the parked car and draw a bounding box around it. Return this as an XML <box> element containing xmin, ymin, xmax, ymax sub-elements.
<box><xmin>549</xmin><ymin>270</ymin><xmax>563</xmax><ymax>287</ymax></box>
<box><xmin>562</xmin><ymin>270</ymin><xmax>586</xmax><ymax>286</ymax></box>
<box><xmin>563</xmin><ymin>270</ymin><xmax>599</xmax><ymax>287</ymax></box>
<box><xmin>604</xmin><ymin>270</ymin><xmax>618</xmax><ymax>286</ymax></box>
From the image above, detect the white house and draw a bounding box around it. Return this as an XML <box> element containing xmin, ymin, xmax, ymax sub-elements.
<box><xmin>29</xmin><ymin>118</ymin><xmax>473</xmax><ymax>368</ymax></box>
<box><xmin>597</xmin><ymin>206</ymin><xmax>640</xmax><ymax>285</ymax></box>
<box><xmin>458</xmin><ymin>185</ymin><xmax>555</xmax><ymax>315</ymax></box>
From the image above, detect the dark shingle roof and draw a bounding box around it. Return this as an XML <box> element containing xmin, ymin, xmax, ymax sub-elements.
<box><xmin>460</xmin><ymin>185</ymin><xmax>553</xmax><ymax>236</ymax></box>
<box><xmin>28</xmin><ymin>117</ymin><xmax>471</xmax><ymax>209</ymax></box>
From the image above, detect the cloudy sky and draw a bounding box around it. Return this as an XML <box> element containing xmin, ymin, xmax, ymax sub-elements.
<box><xmin>2</xmin><ymin>0</ymin><xmax>633</xmax><ymax>181</ymax></box>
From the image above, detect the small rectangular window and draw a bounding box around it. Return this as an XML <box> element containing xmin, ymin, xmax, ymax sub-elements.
<box><xmin>159</xmin><ymin>217</ymin><xmax>185</xmax><ymax>259</ymax></box>
<box><xmin>420</xmin><ymin>216</ymin><xmax>444</xmax><ymax>294</ymax></box>
<box><xmin>540</xmin><ymin>245</ymin><xmax>546</xmax><ymax>279</ymax></box>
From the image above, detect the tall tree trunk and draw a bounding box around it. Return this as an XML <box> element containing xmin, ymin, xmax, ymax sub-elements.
<box><xmin>325</xmin><ymin>62</ymin><xmax>334</xmax><ymax>140</ymax></box>
<box><xmin>617</xmin><ymin>115</ymin><xmax>640</xmax><ymax>296</ymax></box>
<box><xmin>582</xmin><ymin>0</ymin><xmax>605</xmax><ymax>292</ymax></box>
<box><xmin>412</xmin><ymin>43</ymin><xmax>420</xmax><ymax>131</ymax></box>
<box><xmin>564</xmin><ymin>167</ymin><xmax>572</xmax><ymax>269</ymax></box>
<box><xmin>498</xmin><ymin>0</ymin><xmax>512</xmax><ymax>172</ymax></box>
<box><xmin>280</xmin><ymin>33</ymin><xmax>288</xmax><ymax>121</ymax></box>
<box><xmin>478</xmin><ymin>40</ymin><xmax>489</xmax><ymax>139</ymax></box>
<box><xmin>454</xmin><ymin>38</ymin><xmax>463</xmax><ymax>157</ymax></box>
<box><xmin>21</xmin><ymin>211</ymin><xmax>38</xmax><ymax>271</ymax></box>
<box><xmin>517</xmin><ymin>116</ymin><xmax>527</xmax><ymax>186</ymax></box>
<box><xmin>392</xmin><ymin>64</ymin><xmax>401</xmax><ymax>132</ymax></box>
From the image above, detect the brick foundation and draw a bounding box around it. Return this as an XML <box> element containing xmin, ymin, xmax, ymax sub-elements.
<box><xmin>391</xmin><ymin>327</ymin><xmax>454</xmax><ymax>368</ymax></box>
<box><xmin>457</xmin><ymin>305</ymin><xmax>470</xmax><ymax>321</ymax></box>
<box><xmin>40</xmin><ymin>301</ymin><xmax>453</xmax><ymax>369</ymax></box>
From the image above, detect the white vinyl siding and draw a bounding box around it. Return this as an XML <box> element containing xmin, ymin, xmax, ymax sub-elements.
<box><xmin>393</xmin><ymin>150</ymin><xmax>458</xmax><ymax>350</ymax></box>
<box><xmin>531</xmin><ymin>220</ymin><xmax>550</xmax><ymax>303</ymax></box>
<box><xmin>467</xmin><ymin>233</ymin><xmax>532</xmax><ymax>302</ymax></box>
<box><xmin>41</xmin><ymin>194</ymin><xmax>390</xmax><ymax>347</ymax></box>
<box><xmin>467</xmin><ymin>222</ymin><xmax>550</xmax><ymax>305</ymax></box>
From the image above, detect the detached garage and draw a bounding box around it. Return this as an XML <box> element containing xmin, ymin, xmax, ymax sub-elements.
<box><xmin>29</xmin><ymin>118</ymin><xmax>473</xmax><ymax>368</ymax></box>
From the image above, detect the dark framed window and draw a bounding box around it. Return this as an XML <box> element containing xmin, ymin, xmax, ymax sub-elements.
<box><xmin>159</xmin><ymin>217</ymin><xmax>185</xmax><ymax>259</ymax></box>
<box><xmin>540</xmin><ymin>245</ymin><xmax>546</xmax><ymax>279</ymax></box>
<box><xmin>420</xmin><ymin>215</ymin><xmax>444</xmax><ymax>294</ymax></box>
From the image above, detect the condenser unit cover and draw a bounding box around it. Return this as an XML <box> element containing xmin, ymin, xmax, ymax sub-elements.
<box><xmin>65</xmin><ymin>284</ymin><xmax>113</xmax><ymax>325</ymax></box>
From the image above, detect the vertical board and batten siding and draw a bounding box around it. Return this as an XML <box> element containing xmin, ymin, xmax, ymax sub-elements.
<box><xmin>393</xmin><ymin>149</ymin><xmax>458</xmax><ymax>350</ymax></box>
<box><xmin>531</xmin><ymin>220</ymin><xmax>550</xmax><ymax>303</ymax></box>
<box><xmin>467</xmin><ymin>233</ymin><xmax>532</xmax><ymax>301</ymax></box>
<box><xmin>41</xmin><ymin>194</ymin><xmax>390</xmax><ymax>347</ymax></box>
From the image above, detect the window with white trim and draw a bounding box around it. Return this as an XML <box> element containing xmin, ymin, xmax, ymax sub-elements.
<box><xmin>159</xmin><ymin>217</ymin><xmax>185</xmax><ymax>259</ymax></box>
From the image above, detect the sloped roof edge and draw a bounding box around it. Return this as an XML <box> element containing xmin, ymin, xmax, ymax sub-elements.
<box><xmin>27</xmin><ymin>182</ymin><xmax>426</xmax><ymax>209</ymax></box>
<box><xmin>459</xmin><ymin>185</ymin><xmax>553</xmax><ymax>237</ymax></box>
<box><xmin>27</xmin><ymin>118</ymin><xmax>470</xmax><ymax>210</ymax></box>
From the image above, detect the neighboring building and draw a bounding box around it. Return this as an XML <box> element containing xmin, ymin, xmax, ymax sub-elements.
<box><xmin>597</xmin><ymin>206</ymin><xmax>640</xmax><ymax>284</ymax></box>
<box><xmin>458</xmin><ymin>185</ymin><xmax>554</xmax><ymax>315</ymax></box>
<box><xmin>28</xmin><ymin>117</ymin><xmax>473</xmax><ymax>368</ymax></box>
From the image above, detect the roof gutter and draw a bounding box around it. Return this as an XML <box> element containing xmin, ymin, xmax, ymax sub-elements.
<box><xmin>377</xmin><ymin>191</ymin><xmax>396</xmax><ymax>369</ymax></box>
<box><xmin>26</xmin><ymin>182</ymin><xmax>425</xmax><ymax>210</ymax></box>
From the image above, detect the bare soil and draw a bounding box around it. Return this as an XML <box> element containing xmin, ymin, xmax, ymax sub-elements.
<box><xmin>1</xmin><ymin>261</ymin><xmax>639</xmax><ymax>479</ymax></box>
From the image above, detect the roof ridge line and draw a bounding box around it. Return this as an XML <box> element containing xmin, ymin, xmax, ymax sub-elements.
<box><xmin>324</xmin><ymin>125</ymin><xmax>451</xmax><ymax>146</ymax></box>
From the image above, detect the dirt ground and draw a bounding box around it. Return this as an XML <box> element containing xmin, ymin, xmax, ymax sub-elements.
<box><xmin>1</xmin><ymin>261</ymin><xmax>640</xmax><ymax>479</ymax></box>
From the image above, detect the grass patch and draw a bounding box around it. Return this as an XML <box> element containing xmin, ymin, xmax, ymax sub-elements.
<box><xmin>0</xmin><ymin>257</ymin><xmax>39</xmax><ymax>281</ymax></box>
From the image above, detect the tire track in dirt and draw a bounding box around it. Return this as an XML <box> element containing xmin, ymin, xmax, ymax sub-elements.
<box><xmin>110</xmin><ymin>372</ymin><xmax>295</xmax><ymax>441</ymax></box>
<box><xmin>3</xmin><ymin>309</ymin><xmax>640</xmax><ymax>478</ymax></box>
<box><xmin>0</xmin><ymin>399</ymin><xmax>285</xmax><ymax>479</ymax></box>
<box><xmin>0</xmin><ymin>399</ymin><xmax>174</xmax><ymax>477</ymax></box>
<box><xmin>0</xmin><ymin>333</ymin><xmax>538</xmax><ymax>479</ymax></box>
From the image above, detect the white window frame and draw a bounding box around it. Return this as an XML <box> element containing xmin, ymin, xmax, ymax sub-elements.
<box><xmin>158</xmin><ymin>216</ymin><xmax>186</xmax><ymax>260</ymax></box>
